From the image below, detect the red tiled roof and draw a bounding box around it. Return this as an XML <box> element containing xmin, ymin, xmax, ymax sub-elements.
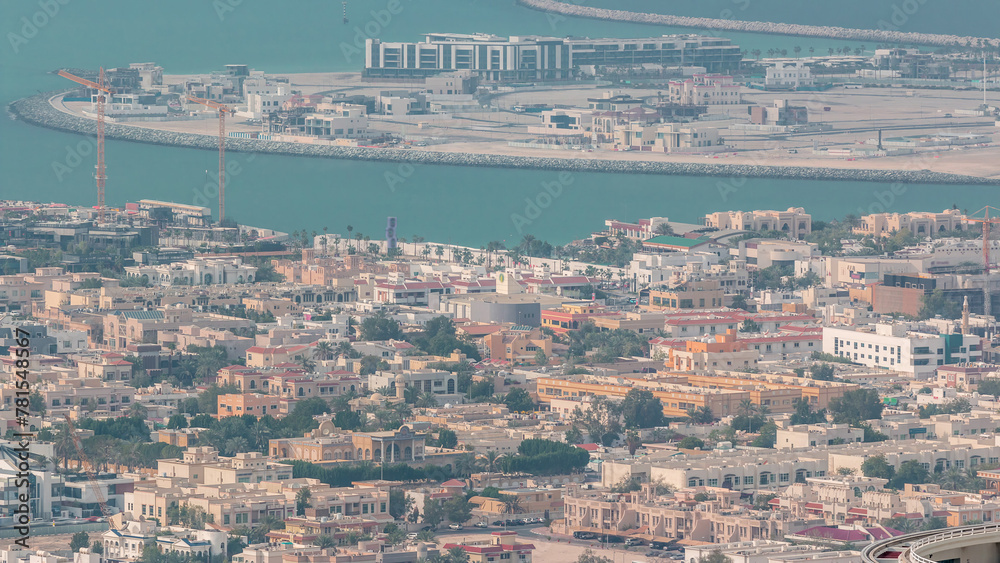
<box><xmin>577</xmin><ymin>443</ymin><xmax>600</xmax><ymax>452</ymax></box>
<box><xmin>804</xmin><ymin>502</ymin><xmax>823</xmax><ymax>510</ymax></box>
<box><xmin>441</xmin><ymin>479</ymin><xmax>466</xmax><ymax>487</ymax></box>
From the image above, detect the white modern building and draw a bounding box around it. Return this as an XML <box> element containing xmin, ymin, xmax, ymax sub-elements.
<box><xmin>365</xmin><ymin>33</ymin><xmax>743</xmax><ymax>81</ymax></box>
<box><xmin>822</xmin><ymin>324</ymin><xmax>983</xmax><ymax>379</ymax></box>
<box><xmin>124</xmin><ymin>257</ymin><xmax>257</xmax><ymax>286</ymax></box>
<box><xmin>528</xmin><ymin>109</ymin><xmax>593</xmax><ymax>137</ymax></box>
<box><xmin>668</xmin><ymin>74</ymin><xmax>743</xmax><ymax>105</ymax></box>
<box><xmin>765</xmin><ymin>62</ymin><xmax>815</xmax><ymax>89</ymax></box>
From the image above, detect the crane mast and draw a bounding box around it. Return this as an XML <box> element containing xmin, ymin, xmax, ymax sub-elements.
<box><xmin>186</xmin><ymin>96</ymin><xmax>234</xmax><ymax>223</ymax></box>
<box><xmin>57</xmin><ymin>69</ymin><xmax>111</xmax><ymax>223</ymax></box>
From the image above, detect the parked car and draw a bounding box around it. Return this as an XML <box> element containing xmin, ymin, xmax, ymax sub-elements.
<box><xmin>625</xmin><ymin>538</ymin><xmax>643</xmax><ymax>547</ymax></box>
<box><xmin>448</xmin><ymin>524</ymin><xmax>463</xmax><ymax>530</ymax></box>
<box><xmin>474</xmin><ymin>522</ymin><xmax>488</xmax><ymax>528</ymax></box>
<box><xmin>406</xmin><ymin>532</ymin><xmax>418</xmax><ymax>539</ymax></box>
<box><xmin>492</xmin><ymin>520</ymin><xmax>504</xmax><ymax>526</ymax></box>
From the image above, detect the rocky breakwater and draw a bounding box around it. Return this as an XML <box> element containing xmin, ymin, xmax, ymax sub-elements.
<box><xmin>517</xmin><ymin>0</ymin><xmax>1000</xmax><ymax>48</ymax></box>
<box><xmin>10</xmin><ymin>92</ymin><xmax>999</xmax><ymax>186</ymax></box>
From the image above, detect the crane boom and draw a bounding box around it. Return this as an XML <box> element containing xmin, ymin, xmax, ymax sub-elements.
<box><xmin>186</xmin><ymin>96</ymin><xmax>235</xmax><ymax>223</ymax></box>
<box><xmin>63</xmin><ymin>414</ymin><xmax>120</xmax><ymax>529</ymax></box>
<box><xmin>58</xmin><ymin>69</ymin><xmax>110</xmax><ymax>222</ymax></box>
<box><xmin>56</xmin><ymin>70</ymin><xmax>112</xmax><ymax>94</ymax></box>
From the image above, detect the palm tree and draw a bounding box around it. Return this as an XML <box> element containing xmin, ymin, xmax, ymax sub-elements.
<box><xmin>346</xmin><ymin>225</ymin><xmax>354</xmax><ymax>251</ymax></box>
<box><xmin>454</xmin><ymin>452</ymin><xmax>481</xmax><ymax>478</ymax></box>
<box><xmin>335</xmin><ymin>340</ymin><xmax>354</xmax><ymax>359</ymax></box>
<box><xmin>654</xmin><ymin>223</ymin><xmax>674</xmax><ymax>236</ymax></box>
<box><xmin>127</xmin><ymin>402</ymin><xmax>147</xmax><ymax>419</ymax></box>
<box><xmin>298</xmin><ymin>355</ymin><xmax>316</xmax><ymax>372</ymax></box>
<box><xmin>314</xmin><ymin>535</ymin><xmax>337</xmax><ymax>550</ymax></box>
<box><xmin>625</xmin><ymin>432</ymin><xmax>642</xmax><ymax>456</ymax></box>
<box><xmin>937</xmin><ymin>466</ymin><xmax>968</xmax><ymax>491</ymax></box>
<box><xmin>314</xmin><ymin>341</ymin><xmax>335</xmax><ymax>361</ymax></box>
<box><xmin>295</xmin><ymin>488</ymin><xmax>313</xmax><ymax>516</ymax></box>
<box><xmin>482</xmin><ymin>450</ymin><xmax>501</xmax><ymax>473</ymax></box>
<box><xmin>416</xmin><ymin>391</ymin><xmax>438</xmax><ymax>409</ymax></box>
<box><xmin>251</xmin><ymin>419</ymin><xmax>272</xmax><ymax>452</ymax></box>
<box><xmin>54</xmin><ymin>424</ymin><xmax>74</xmax><ymax>471</ymax></box>
<box><xmin>737</xmin><ymin>399</ymin><xmax>756</xmax><ymax>418</ymax></box>
<box><xmin>500</xmin><ymin>494</ymin><xmax>523</xmax><ymax>515</ymax></box>
<box><xmin>225</xmin><ymin>437</ymin><xmax>250</xmax><ymax>456</ymax></box>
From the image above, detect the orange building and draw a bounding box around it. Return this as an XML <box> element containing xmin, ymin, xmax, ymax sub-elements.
<box><xmin>216</xmin><ymin>393</ymin><xmax>283</xmax><ymax>419</ymax></box>
<box><xmin>666</xmin><ymin>329</ymin><xmax>759</xmax><ymax>372</ymax></box>
<box><xmin>541</xmin><ymin>303</ymin><xmax>617</xmax><ymax>334</ymax></box>
<box><xmin>483</xmin><ymin>326</ymin><xmax>553</xmax><ymax>363</ymax></box>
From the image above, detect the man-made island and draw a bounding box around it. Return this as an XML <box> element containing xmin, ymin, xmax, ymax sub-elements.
<box><xmin>10</xmin><ymin>32</ymin><xmax>1000</xmax><ymax>184</ymax></box>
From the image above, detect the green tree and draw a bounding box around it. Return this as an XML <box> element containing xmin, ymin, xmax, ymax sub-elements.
<box><xmin>30</xmin><ymin>391</ymin><xmax>46</xmax><ymax>417</ymax></box>
<box><xmin>625</xmin><ymin>431</ymin><xmax>643</xmax><ymax>456</ymax></box>
<box><xmin>828</xmin><ymin>389</ymin><xmax>884</xmax><ymax>425</ymax></box>
<box><xmin>443</xmin><ymin>494</ymin><xmax>473</xmax><ymax>524</ymax></box>
<box><xmin>359</xmin><ymin>311</ymin><xmax>403</xmax><ymax>341</ymax></box>
<box><xmin>70</xmin><ymin>532</ymin><xmax>90</xmax><ymax>552</ymax></box>
<box><xmin>750</xmin><ymin>422</ymin><xmax>778</xmax><ymax>448</ymax></box>
<box><xmin>570</xmin><ymin>396</ymin><xmax>622</xmax><ymax>444</ymax></box>
<box><xmin>422</xmin><ymin>497</ymin><xmax>445</xmax><ymax>529</ymax></box>
<box><xmin>789</xmin><ymin>398</ymin><xmax>826</xmax><ymax>425</ymax></box>
<box><xmin>919</xmin><ymin>289</ymin><xmax>962</xmax><ymax>320</ymax></box>
<box><xmin>389</xmin><ymin>489</ymin><xmax>414</xmax><ymax>520</ymax></box>
<box><xmin>295</xmin><ymin>487</ymin><xmax>312</xmax><ymax>516</ymax></box>
<box><xmin>313</xmin><ymin>535</ymin><xmax>337</xmax><ymax>550</ymax></box>
<box><xmin>621</xmin><ymin>388</ymin><xmax>665</xmax><ymax>429</ymax></box>
<box><xmin>678</xmin><ymin>436</ymin><xmax>705</xmax><ymax>450</ymax></box>
<box><xmin>861</xmin><ymin>454</ymin><xmax>895</xmax><ymax>481</ymax></box>
<box><xmin>533</xmin><ymin>349</ymin><xmax>547</xmax><ymax>366</ymax></box>
<box><xmin>503</xmin><ymin>388</ymin><xmax>535</xmax><ymax>413</ymax></box>
<box><xmin>436</xmin><ymin>428</ymin><xmax>458</xmax><ymax>449</ymax></box>
<box><xmin>686</xmin><ymin>405</ymin><xmax>715</xmax><ymax>424</ymax></box>
<box><xmin>166</xmin><ymin>414</ymin><xmax>188</xmax><ymax>430</ymax></box>
<box><xmin>891</xmin><ymin>460</ymin><xmax>930</xmax><ymax>489</ymax></box>
<box><xmin>698</xmin><ymin>550</ymin><xmax>733</xmax><ymax>563</ymax></box>
<box><xmin>977</xmin><ymin>378</ymin><xmax>1000</xmax><ymax>397</ymax></box>
<box><xmin>810</xmin><ymin>363</ymin><xmax>836</xmax><ymax>381</ymax></box>
<box><xmin>565</xmin><ymin>426</ymin><xmax>584</xmax><ymax>444</ymax></box>
<box><xmin>921</xmin><ymin>516</ymin><xmax>948</xmax><ymax>531</ymax></box>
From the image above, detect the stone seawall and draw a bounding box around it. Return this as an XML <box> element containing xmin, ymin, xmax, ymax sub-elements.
<box><xmin>9</xmin><ymin>92</ymin><xmax>998</xmax><ymax>185</ymax></box>
<box><xmin>517</xmin><ymin>0</ymin><xmax>1000</xmax><ymax>48</ymax></box>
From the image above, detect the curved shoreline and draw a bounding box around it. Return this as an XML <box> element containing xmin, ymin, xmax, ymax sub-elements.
<box><xmin>9</xmin><ymin>92</ymin><xmax>999</xmax><ymax>186</ymax></box>
<box><xmin>517</xmin><ymin>0</ymin><xmax>1000</xmax><ymax>48</ymax></box>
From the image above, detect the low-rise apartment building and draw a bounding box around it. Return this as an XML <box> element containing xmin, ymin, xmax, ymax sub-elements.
<box><xmin>823</xmin><ymin>324</ymin><xmax>983</xmax><ymax>378</ymax></box>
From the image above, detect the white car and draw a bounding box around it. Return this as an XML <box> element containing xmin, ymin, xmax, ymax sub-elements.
<box><xmin>448</xmin><ymin>524</ymin><xmax>463</xmax><ymax>530</ymax></box>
